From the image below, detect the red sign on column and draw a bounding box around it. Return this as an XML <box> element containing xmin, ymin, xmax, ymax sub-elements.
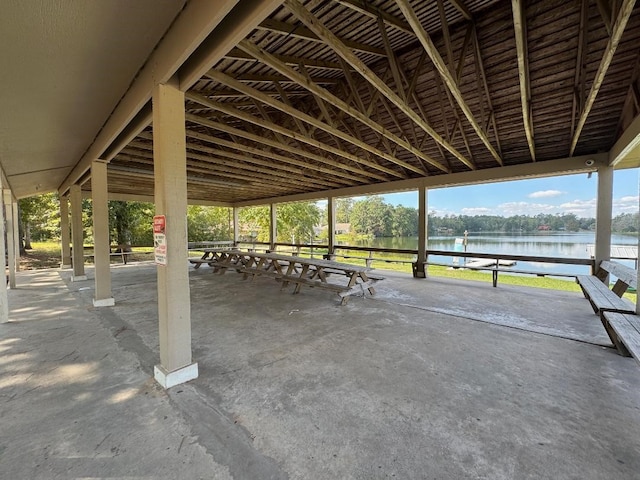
<box><xmin>153</xmin><ymin>215</ymin><xmax>167</xmax><ymax>265</ymax></box>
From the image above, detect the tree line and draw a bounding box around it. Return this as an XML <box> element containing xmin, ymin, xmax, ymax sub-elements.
<box><xmin>16</xmin><ymin>193</ymin><xmax>639</xmax><ymax>249</ymax></box>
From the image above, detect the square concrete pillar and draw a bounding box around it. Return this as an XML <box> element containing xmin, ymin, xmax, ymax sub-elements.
<box><xmin>595</xmin><ymin>166</ymin><xmax>613</xmax><ymax>275</ymax></box>
<box><xmin>413</xmin><ymin>186</ymin><xmax>428</xmax><ymax>278</ymax></box>
<box><xmin>91</xmin><ymin>160</ymin><xmax>114</xmax><ymax>307</ymax></box>
<box><xmin>0</xmin><ymin>185</ymin><xmax>8</xmax><ymax>323</ymax></box>
<box><xmin>327</xmin><ymin>197</ymin><xmax>336</xmax><ymax>257</ymax></box>
<box><xmin>233</xmin><ymin>207</ymin><xmax>240</xmax><ymax>246</ymax></box>
<box><xmin>270</xmin><ymin>203</ymin><xmax>277</xmax><ymax>251</ymax></box>
<box><xmin>152</xmin><ymin>80</ymin><xmax>197</xmax><ymax>388</ymax></box>
<box><xmin>4</xmin><ymin>190</ymin><xmax>17</xmax><ymax>289</ymax></box>
<box><xmin>60</xmin><ymin>195</ymin><xmax>72</xmax><ymax>268</ymax></box>
<box><xmin>70</xmin><ymin>184</ymin><xmax>87</xmax><ymax>282</ymax></box>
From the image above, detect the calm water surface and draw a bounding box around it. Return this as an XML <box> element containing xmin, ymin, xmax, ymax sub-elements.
<box><xmin>343</xmin><ymin>232</ymin><xmax>639</xmax><ymax>276</ymax></box>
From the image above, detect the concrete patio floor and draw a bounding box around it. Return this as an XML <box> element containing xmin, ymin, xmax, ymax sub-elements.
<box><xmin>2</xmin><ymin>261</ymin><xmax>640</xmax><ymax>479</ymax></box>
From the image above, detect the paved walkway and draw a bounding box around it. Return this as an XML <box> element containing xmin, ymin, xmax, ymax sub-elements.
<box><xmin>2</xmin><ymin>263</ymin><xmax>640</xmax><ymax>479</ymax></box>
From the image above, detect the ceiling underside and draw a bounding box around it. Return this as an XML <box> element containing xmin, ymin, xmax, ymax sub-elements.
<box><xmin>0</xmin><ymin>0</ymin><xmax>188</xmax><ymax>198</ymax></box>
<box><xmin>8</xmin><ymin>0</ymin><xmax>640</xmax><ymax>204</ymax></box>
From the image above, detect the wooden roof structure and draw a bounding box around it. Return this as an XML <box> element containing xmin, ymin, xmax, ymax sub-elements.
<box><xmin>2</xmin><ymin>0</ymin><xmax>640</xmax><ymax>205</ymax></box>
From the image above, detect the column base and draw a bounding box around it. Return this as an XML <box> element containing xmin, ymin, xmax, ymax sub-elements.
<box><xmin>60</xmin><ymin>263</ymin><xmax>72</xmax><ymax>269</ymax></box>
<box><xmin>154</xmin><ymin>362</ymin><xmax>198</xmax><ymax>389</ymax></box>
<box><xmin>93</xmin><ymin>297</ymin><xmax>115</xmax><ymax>307</ymax></box>
<box><xmin>71</xmin><ymin>275</ymin><xmax>88</xmax><ymax>282</ymax></box>
<box><xmin>412</xmin><ymin>262</ymin><xmax>426</xmax><ymax>278</ymax></box>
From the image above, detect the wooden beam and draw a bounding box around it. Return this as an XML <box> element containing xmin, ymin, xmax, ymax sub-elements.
<box><xmin>257</xmin><ymin>18</ymin><xmax>386</xmax><ymax>57</ymax></box>
<box><xmin>570</xmin><ymin>0</ymin><xmax>637</xmax><ymax>156</ymax></box>
<box><xmin>282</xmin><ymin>1</ymin><xmax>469</xmax><ymax>170</ymax></box>
<box><xmin>237</xmin><ymin>39</ymin><xmax>451</xmax><ymax>172</ymax></box>
<box><xmin>472</xmin><ymin>25</ymin><xmax>502</xmax><ymax>157</ymax></box>
<box><xmin>394</xmin><ymin>0</ymin><xmax>503</xmax><ymax>166</ymax></box>
<box><xmin>378</xmin><ymin>17</ymin><xmax>406</xmax><ymax>101</ymax></box>
<box><xmin>230</xmin><ymin>73</ymin><xmax>339</xmax><ymax>84</ymax></box>
<box><xmin>225</xmin><ymin>48</ymin><xmax>344</xmax><ymax>71</ymax></box>
<box><xmin>185</xmin><ymin>114</ymin><xmax>375</xmax><ymax>184</ymax></box>
<box><xmin>335</xmin><ymin>0</ymin><xmax>414</xmax><ymax>35</ymax></box>
<box><xmin>181</xmin><ymin>130</ymin><xmax>354</xmax><ymax>185</ymax></box>
<box><xmin>449</xmin><ymin>0</ymin><xmax>472</xmax><ymax>20</ymax></box>
<box><xmin>187</xmin><ymin>92</ymin><xmax>403</xmax><ymax>180</ymax></box>
<box><xmin>206</xmin><ymin>72</ymin><xmax>428</xmax><ymax>176</ymax></box>
<box><xmin>596</xmin><ymin>0</ymin><xmax>613</xmax><ymax>35</ymax></box>
<box><xmin>234</xmin><ymin>153</ymin><xmax>609</xmax><ymax>207</ymax></box>
<box><xmin>131</xmin><ymin>137</ymin><xmax>342</xmax><ymax>188</ymax></box>
<box><xmin>511</xmin><ymin>0</ymin><xmax>535</xmax><ymax>161</ymax></box>
<box><xmin>571</xmin><ymin>0</ymin><xmax>589</xmax><ymax>142</ymax></box>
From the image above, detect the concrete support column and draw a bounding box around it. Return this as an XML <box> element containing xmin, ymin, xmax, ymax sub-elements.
<box><xmin>152</xmin><ymin>79</ymin><xmax>197</xmax><ymax>389</ymax></box>
<box><xmin>270</xmin><ymin>203</ymin><xmax>277</xmax><ymax>251</ymax></box>
<box><xmin>12</xmin><ymin>201</ymin><xmax>19</xmax><ymax>274</ymax></box>
<box><xmin>413</xmin><ymin>186</ymin><xmax>428</xmax><ymax>278</ymax></box>
<box><xmin>233</xmin><ymin>207</ymin><xmax>239</xmax><ymax>246</ymax></box>
<box><xmin>60</xmin><ymin>195</ymin><xmax>72</xmax><ymax>268</ymax></box>
<box><xmin>0</xmin><ymin>185</ymin><xmax>8</xmax><ymax>323</ymax></box>
<box><xmin>595</xmin><ymin>166</ymin><xmax>613</xmax><ymax>274</ymax></box>
<box><xmin>70</xmin><ymin>184</ymin><xmax>87</xmax><ymax>281</ymax></box>
<box><xmin>327</xmin><ymin>197</ymin><xmax>336</xmax><ymax>259</ymax></box>
<box><xmin>4</xmin><ymin>190</ymin><xmax>17</xmax><ymax>289</ymax></box>
<box><xmin>637</xmin><ymin>172</ymin><xmax>640</xmax><ymax>315</ymax></box>
<box><xmin>91</xmin><ymin>160</ymin><xmax>114</xmax><ymax>307</ymax></box>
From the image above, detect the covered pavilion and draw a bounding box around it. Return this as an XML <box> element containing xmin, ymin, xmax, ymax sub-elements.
<box><xmin>1</xmin><ymin>0</ymin><xmax>640</xmax><ymax>392</ymax></box>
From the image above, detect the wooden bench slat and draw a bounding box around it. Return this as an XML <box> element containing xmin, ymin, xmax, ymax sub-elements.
<box><xmin>603</xmin><ymin>312</ymin><xmax>640</xmax><ymax>364</ymax></box>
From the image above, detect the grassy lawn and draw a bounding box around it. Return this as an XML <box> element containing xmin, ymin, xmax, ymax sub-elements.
<box><xmin>20</xmin><ymin>242</ymin><xmax>638</xmax><ymax>304</ymax></box>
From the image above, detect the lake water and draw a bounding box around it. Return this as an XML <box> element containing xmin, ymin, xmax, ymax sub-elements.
<box><xmin>343</xmin><ymin>232</ymin><xmax>639</xmax><ymax>277</ymax></box>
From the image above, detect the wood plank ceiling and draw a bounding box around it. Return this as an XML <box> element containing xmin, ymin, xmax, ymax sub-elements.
<box><xmin>100</xmin><ymin>0</ymin><xmax>640</xmax><ymax>204</ymax></box>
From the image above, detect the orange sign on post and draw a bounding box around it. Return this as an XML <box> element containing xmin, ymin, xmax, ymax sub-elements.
<box><xmin>153</xmin><ymin>215</ymin><xmax>167</xmax><ymax>265</ymax></box>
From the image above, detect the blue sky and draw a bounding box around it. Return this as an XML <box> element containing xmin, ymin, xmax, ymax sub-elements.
<box><xmin>380</xmin><ymin>169</ymin><xmax>639</xmax><ymax>218</ymax></box>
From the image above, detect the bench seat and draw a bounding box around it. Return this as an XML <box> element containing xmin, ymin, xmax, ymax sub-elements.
<box><xmin>602</xmin><ymin>312</ymin><xmax>640</xmax><ymax>364</ymax></box>
<box><xmin>576</xmin><ymin>274</ymin><xmax>635</xmax><ymax>315</ymax></box>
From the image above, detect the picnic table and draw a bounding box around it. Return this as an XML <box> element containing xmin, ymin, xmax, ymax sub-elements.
<box><xmin>189</xmin><ymin>249</ymin><xmax>383</xmax><ymax>305</ymax></box>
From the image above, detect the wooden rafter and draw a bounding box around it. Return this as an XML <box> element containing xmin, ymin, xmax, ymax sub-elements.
<box><xmin>204</xmin><ymin>72</ymin><xmax>428</xmax><ymax>175</ymax></box>
<box><xmin>188</xmin><ymin>91</ymin><xmax>405</xmax><ymax>180</ymax></box>
<box><xmin>569</xmin><ymin>0</ymin><xmax>637</xmax><ymax>156</ymax></box>
<box><xmin>472</xmin><ymin>24</ymin><xmax>502</xmax><ymax>158</ymax></box>
<box><xmin>283</xmin><ymin>0</ymin><xmax>471</xmax><ymax>170</ymax></box>
<box><xmin>185</xmin><ymin>113</ymin><xmax>378</xmax><ymax>184</ymax></box>
<box><xmin>180</xmin><ymin>130</ymin><xmax>354</xmax><ymax>186</ymax></box>
<box><xmin>449</xmin><ymin>0</ymin><xmax>472</xmax><ymax>20</ymax></box>
<box><xmin>335</xmin><ymin>0</ymin><xmax>414</xmax><ymax>35</ymax></box>
<box><xmin>511</xmin><ymin>0</ymin><xmax>535</xmax><ymax>161</ymax></box>
<box><xmin>571</xmin><ymin>0</ymin><xmax>589</xmax><ymax>142</ymax></box>
<box><xmin>225</xmin><ymin>48</ymin><xmax>344</xmax><ymax>71</ymax></box>
<box><xmin>237</xmin><ymin>39</ymin><xmax>451</xmax><ymax>173</ymax></box>
<box><xmin>378</xmin><ymin>17</ymin><xmax>406</xmax><ymax>101</ymax></box>
<box><xmin>395</xmin><ymin>0</ymin><xmax>503</xmax><ymax>166</ymax></box>
<box><xmin>230</xmin><ymin>73</ymin><xmax>338</xmax><ymax>84</ymax></box>
<box><xmin>256</xmin><ymin>18</ymin><xmax>386</xmax><ymax>57</ymax></box>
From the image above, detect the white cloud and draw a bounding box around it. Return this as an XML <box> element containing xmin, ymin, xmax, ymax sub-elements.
<box><xmin>528</xmin><ymin>190</ymin><xmax>565</xmax><ymax>199</ymax></box>
<box><xmin>613</xmin><ymin>195</ymin><xmax>639</xmax><ymax>215</ymax></box>
<box><xmin>497</xmin><ymin>201</ymin><xmax>558</xmax><ymax>216</ymax></box>
<box><xmin>461</xmin><ymin>207</ymin><xmax>492</xmax><ymax>215</ymax></box>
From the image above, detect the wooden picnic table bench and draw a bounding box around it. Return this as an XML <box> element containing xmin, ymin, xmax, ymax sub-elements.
<box><xmin>188</xmin><ymin>248</ymin><xmax>244</xmax><ymax>272</ymax></box>
<box><xmin>577</xmin><ymin>260</ymin><xmax>636</xmax><ymax>315</ymax></box>
<box><xmin>577</xmin><ymin>260</ymin><xmax>637</xmax><ymax>350</ymax></box>
<box><xmin>240</xmin><ymin>252</ymin><xmax>383</xmax><ymax>305</ymax></box>
<box><xmin>190</xmin><ymin>250</ymin><xmax>383</xmax><ymax>305</ymax></box>
<box><xmin>601</xmin><ymin>312</ymin><xmax>640</xmax><ymax>362</ymax></box>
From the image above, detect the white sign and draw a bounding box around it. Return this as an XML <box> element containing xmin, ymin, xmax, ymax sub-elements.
<box><xmin>153</xmin><ymin>215</ymin><xmax>167</xmax><ymax>266</ymax></box>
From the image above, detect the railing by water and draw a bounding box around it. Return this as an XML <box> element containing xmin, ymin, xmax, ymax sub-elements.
<box><xmin>196</xmin><ymin>241</ymin><xmax>596</xmax><ymax>281</ymax></box>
